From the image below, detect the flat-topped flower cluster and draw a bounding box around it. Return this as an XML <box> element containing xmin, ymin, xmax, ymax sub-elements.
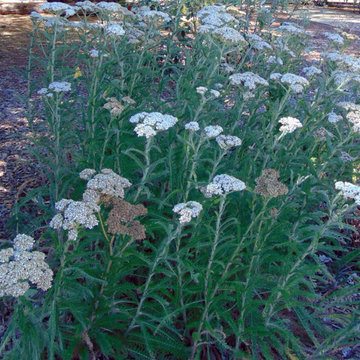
<box><xmin>0</xmin><ymin>235</ymin><xmax>53</xmax><ymax>297</ymax></box>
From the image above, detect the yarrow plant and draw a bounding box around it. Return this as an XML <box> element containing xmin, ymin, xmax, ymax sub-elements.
<box><xmin>3</xmin><ymin>1</ymin><xmax>360</xmax><ymax>359</ymax></box>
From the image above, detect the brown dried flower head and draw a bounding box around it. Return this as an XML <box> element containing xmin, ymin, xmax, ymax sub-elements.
<box><xmin>105</xmin><ymin>198</ymin><xmax>147</xmax><ymax>240</ymax></box>
<box><xmin>103</xmin><ymin>97</ymin><xmax>125</xmax><ymax>116</ymax></box>
<box><xmin>254</xmin><ymin>169</ymin><xmax>288</xmax><ymax>198</ymax></box>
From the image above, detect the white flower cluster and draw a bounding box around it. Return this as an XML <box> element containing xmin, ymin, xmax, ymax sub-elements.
<box><xmin>337</xmin><ymin>102</ymin><xmax>360</xmax><ymax>133</ymax></box>
<box><xmin>337</xmin><ymin>102</ymin><xmax>360</xmax><ymax>112</ymax></box>
<box><xmin>322</xmin><ymin>52</ymin><xmax>360</xmax><ymax>72</ymax></box>
<box><xmin>302</xmin><ymin>66</ymin><xmax>322</xmax><ymax>78</ymax></box>
<box><xmin>197</xmin><ymin>5</ymin><xmax>238</xmax><ymax>27</ymax></box>
<box><xmin>324</xmin><ymin>32</ymin><xmax>344</xmax><ymax>45</ymax></box>
<box><xmin>75</xmin><ymin>1</ymin><xmax>131</xmax><ymax>15</ymax></box>
<box><xmin>50</xmin><ymin>199</ymin><xmax>99</xmax><ymax>240</ymax></box>
<box><xmin>247</xmin><ymin>33</ymin><xmax>272</xmax><ymax>50</ymax></box>
<box><xmin>204</xmin><ymin>125</ymin><xmax>223</xmax><ymax>138</ymax></box>
<box><xmin>335</xmin><ymin>181</ymin><xmax>360</xmax><ymax>205</ymax></box>
<box><xmin>346</xmin><ymin>111</ymin><xmax>360</xmax><ymax>133</ymax></box>
<box><xmin>203</xmin><ymin>174</ymin><xmax>246</xmax><ymax>198</ymax></box>
<box><xmin>280</xmin><ymin>73</ymin><xmax>309</xmax><ymax>93</ymax></box>
<box><xmin>328</xmin><ymin>111</ymin><xmax>342</xmax><ymax>123</ymax></box>
<box><xmin>126</xmin><ymin>25</ymin><xmax>145</xmax><ymax>44</ymax></box>
<box><xmin>38</xmin><ymin>81</ymin><xmax>71</xmax><ymax>97</ymax></box>
<box><xmin>0</xmin><ymin>234</ymin><xmax>53</xmax><ymax>297</ymax></box>
<box><xmin>130</xmin><ymin>112</ymin><xmax>178</xmax><ymax>138</ymax></box>
<box><xmin>277</xmin><ymin>22</ymin><xmax>311</xmax><ymax>36</ymax></box>
<box><xmin>229</xmin><ymin>72</ymin><xmax>269</xmax><ymax>90</ymax></box>
<box><xmin>185</xmin><ymin>122</ymin><xmax>200</xmax><ymax>131</ymax></box>
<box><xmin>49</xmin><ymin>81</ymin><xmax>71</xmax><ymax>92</ymax></box>
<box><xmin>136</xmin><ymin>6</ymin><xmax>171</xmax><ymax>22</ymax></box>
<box><xmin>213</xmin><ymin>27</ymin><xmax>246</xmax><ymax>43</ymax></box>
<box><xmin>105</xmin><ymin>23</ymin><xmax>125</xmax><ymax>36</ymax></box>
<box><xmin>216</xmin><ymin>135</ymin><xmax>242</xmax><ymax>150</ymax></box>
<box><xmin>76</xmin><ymin>1</ymin><xmax>98</xmax><ymax>12</ymax></box>
<box><xmin>50</xmin><ymin>169</ymin><xmax>131</xmax><ymax>241</ymax></box>
<box><xmin>172</xmin><ymin>201</ymin><xmax>203</xmax><ymax>224</ymax></box>
<box><xmin>41</xmin><ymin>2</ymin><xmax>75</xmax><ymax>17</ymax></box>
<box><xmin>198</xmin><ymin>25</ymin><xmax>246</xmax><ymax>43</ymax></box>
<box><xmin>331</xmin><ymin>70</ymin><xmax>360</xmax><ymax>86</ymax></box>
<box><xmin>197</xmin><ymin>5</ymin><xmax>246</xmax><ymax>44</ymax></box>
<box><xmin>30</xmin><ymin>11</ymin><xmax>44</xmax><ymax>20</ymax></box>
<box><xmin>86</xmin><ymin>168</ymin><xmax>132</xmax><ymax>199</ymax></box>
<box><xmin>278</xmin><ymin>117</ymin><xmax>303</xmax><ymax>134</ymax></box>
<box><xmin>97</xmin><ymin>2</ymin><xmax>127</xmax><ymax>13</ymax></box>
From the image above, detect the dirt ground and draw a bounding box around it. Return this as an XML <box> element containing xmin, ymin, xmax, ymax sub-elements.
<box><xmin>0</xmin><ymin>6</ymin><xmax>360</xmax><ymax>239</ymax></box>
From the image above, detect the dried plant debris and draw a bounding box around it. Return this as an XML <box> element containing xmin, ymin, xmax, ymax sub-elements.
<box><xmin>105</xmin><ymin>198</ymin><xmax>147</xmax><ymax>239</ymax></box>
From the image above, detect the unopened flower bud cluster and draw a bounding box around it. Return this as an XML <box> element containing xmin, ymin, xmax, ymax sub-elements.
<box><xmin>0</xmin><ymin>234</ymin><xmax>53</xmax><ymax>297</ymax></box>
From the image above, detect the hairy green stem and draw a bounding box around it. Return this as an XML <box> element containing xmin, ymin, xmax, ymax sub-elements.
<box><xmin>134</xmin><ymin>137</ymin><xmax>152</xmax><ymax>202</ymax></box>
<box><xmin>125</xmin><ymin>224</ymin><xmax>182</xmax><ymax>335</ymax></box>
<box><xmin>190</xmin><ymin>196</ymin><xmax>226</xmax><ymax>359</ymax></box>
